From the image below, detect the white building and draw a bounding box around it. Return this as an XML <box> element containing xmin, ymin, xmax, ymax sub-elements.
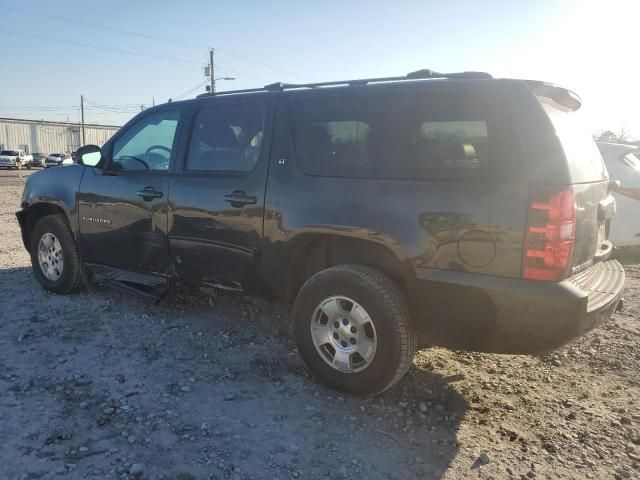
<box><xmin>0</xmin><ymin>117</ymin><xmax>120</xmax><ymax>154</ymax></box>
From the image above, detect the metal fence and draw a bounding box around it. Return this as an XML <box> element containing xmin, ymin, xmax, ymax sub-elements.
<box><xmin>0</xmin><ymin>117</ymin><xmax>120</xmax><ymax>154</ymax></box>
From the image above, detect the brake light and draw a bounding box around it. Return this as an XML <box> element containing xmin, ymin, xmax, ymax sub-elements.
<box><xmin>522</xmin><ymin>186</ymin><xmax>576</xmax><ymax>281</ymax></box>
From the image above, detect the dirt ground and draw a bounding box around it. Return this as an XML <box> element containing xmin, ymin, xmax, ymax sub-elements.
<box><xmin>1</xmin><ymin>169</ymin><xmax>639</xmax><ymax>480</ymax></box>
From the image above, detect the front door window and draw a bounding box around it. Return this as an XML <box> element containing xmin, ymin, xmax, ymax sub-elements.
<box><xmin>111</xmin><ymin>110</ymin><xmax>180</xmax><ymax>171</ymax></box>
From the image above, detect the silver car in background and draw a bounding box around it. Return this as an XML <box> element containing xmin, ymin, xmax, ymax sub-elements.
<box><xmin>45</xmin><ymin>153</ymin><xmax>73</xmax><ymax>168</ymax></box>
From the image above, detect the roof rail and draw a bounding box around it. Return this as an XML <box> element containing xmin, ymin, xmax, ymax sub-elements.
<box><xmin>196</xmin><ymin>69</ymin><xmax>492</xmax><ymax>98</ymax></box>
<box><xmin>196</xmin><ymin>86</ymin><xmax>269</xmax><ymax>98</ymax></box>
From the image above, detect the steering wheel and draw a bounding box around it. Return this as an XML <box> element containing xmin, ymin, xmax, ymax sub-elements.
<box><xmin>118</xmin><ymin>155</ymin><xmax>149</xmax><ymax>170</ymax></box>
<box><xmin>145</xmin><ymin>145</ymin><xmax>172</xmax><ymax>167</ymax></box>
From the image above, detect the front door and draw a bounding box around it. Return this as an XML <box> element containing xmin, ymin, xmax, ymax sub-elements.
<box><xmin>78</xmin><ymin>108</ymin><xmax>183</xmax><ymax>274</ymax></box>
<box><xmin>168</xmin><ymin>97</ymin><xmax>274</xmax><ymax>290</ymax></box>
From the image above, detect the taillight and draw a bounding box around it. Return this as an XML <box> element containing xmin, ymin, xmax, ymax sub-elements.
<box><xmin>522</xmin><ymin>186</ymin><xmax>576</xmax><ymax>281</ymax></box>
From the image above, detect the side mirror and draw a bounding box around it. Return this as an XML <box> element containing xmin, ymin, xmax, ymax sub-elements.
<box><xmin>77</xmin><ymin>145</ymin><xmax>102</xmax><ymax>167</ymax></box>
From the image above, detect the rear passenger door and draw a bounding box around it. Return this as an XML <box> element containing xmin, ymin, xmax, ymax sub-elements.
<box><xmin>168</xmin><ymin>95</ymin><xmax>275</xmax><ymax>290</ymax></box>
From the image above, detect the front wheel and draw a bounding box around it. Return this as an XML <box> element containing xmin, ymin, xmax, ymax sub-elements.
<box><xmin>292</xmin><ymin>264</ymin><xmax>417</xmax><ymax>396</ymax></box>
<box><xmin>30</xmin><ymin>214</ymin><xmax>88</xmax><ymax>294</ymax></box>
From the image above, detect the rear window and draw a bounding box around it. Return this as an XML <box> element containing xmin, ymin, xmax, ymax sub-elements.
<box><xmin>538</xmin><ymin>98</ymin><xmax>607</xmax><ymax>182</ymax></box>
<box><xmin>290</xmin><ymin>88</ymin><xmax>518</xmax><ymax>181</ymax></box>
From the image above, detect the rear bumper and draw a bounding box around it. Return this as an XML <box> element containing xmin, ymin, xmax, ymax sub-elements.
<box><xmin>412</xmin><ymin>260</ymin><xmax>625</xmax><ymax>354</ymax></box>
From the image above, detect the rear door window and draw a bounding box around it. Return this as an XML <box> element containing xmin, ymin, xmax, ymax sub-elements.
<box><xmin>289</xmin><ymin>87</ymin><xmax>518</xmax><ymax>181</ymax></box>
<box><xmin>186</xmin><ymin>103</ymin><xmax>265</xmax><ymax>173</ymax></box>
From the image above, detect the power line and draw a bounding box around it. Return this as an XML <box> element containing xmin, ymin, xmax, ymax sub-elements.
<box><xmin>83</xmin><ymin>97</ymin><xmax>141</xmax><ymax>113</ymax></box>
<box><xmin>0</xmin><ymin>105</ymin><xmax>142</xmax><ymax>111</ymax></box>
<box><xmin>0</xmin><ymin>105</ymin><xmax>79</xmax><ymax>109</ymax></box>
<box><xmin>0</xmin><ymin>4</ymin><xmax>312</xmax><ymax>80</ymax></box>
<box><xmin>0</xmin><ymin>29</ymin><xmax>204</xmax><ymax>65</ymax></box>
<box><xmin>1</xmin><ymin>29</ymin><xmax>273</xmax><ymax>84</ymax></box>
<box><xmin>0</xmin><ymin>4</ymin><xmax>208</xmax><ymax>49</ymax></box>
<box><xmin>173</xmin><ymin>80</ymin><xmax>209</xmax><ymax>101</ymax></box>
<box><xmin>212</xmin><ymin>63</ymin><xmax>269</xmax><ymax>83</ymax></box>
<box><xmin>0</xmin><ymin>104</ymin><xmax>143</xmax><ymax>107</ymax></box>
<box><xmin>214</xmin><ymin>48</ymin><xmax>313</xmax><ymax>80</ymax></box>
<box><xmin>0</xmin><ymin>112</ymin><xmax>76</xmax><ymax>117</ymax></box>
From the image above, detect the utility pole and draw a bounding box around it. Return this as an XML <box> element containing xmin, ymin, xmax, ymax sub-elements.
<box><xmin>209</xmin><ymin>48</ymin><xmax>215</xmax><ymax>94</ymax></box>
<box><xmin>80</xmin><ymin>95</ymin><xmax>86</xmax><ymax>146</ymax></box>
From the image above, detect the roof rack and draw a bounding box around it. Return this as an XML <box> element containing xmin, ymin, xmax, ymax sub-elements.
<box><xmin>196</xmin><ymin>69</ymin><xmax>492</xmax><ymax>98</ymax></box>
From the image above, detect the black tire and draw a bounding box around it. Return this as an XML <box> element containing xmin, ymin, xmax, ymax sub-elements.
<box><xmin>26</xmin><ymin>164</ymin><xmax>32</xmax><ymax>170</ymax></box>
<box><xmin>292</xmin><ymin>264</ymin><xmax>417</xmax><ymax>396</ymax></box>
<box><xmin>29</xmin><ymin>214</ymin><xmax>88</xmax><ymax>294</ymax></box>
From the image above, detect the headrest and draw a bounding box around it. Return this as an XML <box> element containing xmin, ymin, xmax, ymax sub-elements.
<box><xmin>199</xmin><ymin>122</ymin><xmax>238</xmax><ymax>149</ymax></box>
<box><xmin>448</xmin><ymin>142</ymin><xmax>477</xmax><ymax>162</ymax></box>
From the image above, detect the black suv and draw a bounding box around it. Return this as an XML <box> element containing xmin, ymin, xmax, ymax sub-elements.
<box><xmin>17</xmin><ymin>70</ymin><xmax>625</xmax><ymax>395</ymax></box>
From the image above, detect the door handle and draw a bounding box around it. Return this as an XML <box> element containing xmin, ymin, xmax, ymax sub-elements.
<box><xmin>224</xmin><ymin>191</ymin><xmax>257</xmax><ymax>208</ymax></box>
<box><xmin>136</xmin><ymin>187</ymin><xmax>163</xmax><ymax>201</ymax></box>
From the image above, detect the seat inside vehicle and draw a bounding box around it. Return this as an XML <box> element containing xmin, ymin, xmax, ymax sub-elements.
<box><xmin>196</xmin><ymin>122</ymin><xmax>242</xmax><ymax>169</ymax></box>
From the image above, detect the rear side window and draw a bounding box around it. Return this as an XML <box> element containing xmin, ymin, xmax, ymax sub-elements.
<box><xmin>290</xmin><ymin>88</ymin><xmax>516</xmax><ymax>180</ymax></box>
<box><xmin>538</xmin><ymin>99</ymin><xmax>607</xmax><ymax>183</ymax></box>
<box><xmin>187</xmin><ymin>103</ymin><xmax>265</xmax><ymax>172</ymax></box>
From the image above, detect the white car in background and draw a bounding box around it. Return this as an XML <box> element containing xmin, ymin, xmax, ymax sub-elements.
<box><xmin>597</xmin><ymin>142</ymin><xmax>640</xmax><ymax>249</ymax></box>
<box><xmin>0</xmin><ymin>149</ymin><xmax>33</xmax><ymax>169</ymax></box>
<box><xmin>45</xmin><ymin>153</ymin><xmax>73</xmax><ymax>168</ymax></box>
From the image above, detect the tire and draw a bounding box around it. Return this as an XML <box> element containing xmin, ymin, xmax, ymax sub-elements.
<box><xmin>292</xmin><ymin>264</ymin><xmax>417</xmax><ymax>396</ymax></box>
<box><xmin>26</xmin><ymin>164</ymin><xmax>32</xmax><ymax>170</ymax></box>
<box><xmin>29</xmin><ymin>214</ymin><xmax>88</xmax><ymax>294</ymax></box>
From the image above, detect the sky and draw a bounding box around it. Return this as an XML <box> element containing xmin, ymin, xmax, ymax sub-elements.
<box><xmin>0</xmin><ymin>0</ymin><xmax>638</xmax><ymax>137</ymax></box>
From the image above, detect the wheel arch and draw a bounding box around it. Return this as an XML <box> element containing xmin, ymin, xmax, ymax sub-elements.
<box><xmin>21</xmin><ymin>202</ymin><xmax>72</xmax><ymax>250</ymax></box>
<box><xmin>285</xmin><ymin>233</ymin><xmax>414</xmax><ymax>303</ymax></box>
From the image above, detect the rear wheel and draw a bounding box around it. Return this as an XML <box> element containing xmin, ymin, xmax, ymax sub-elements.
<box><xmin>292</xmin><ymin>264</ymin><xmax>417</xmax><ymax>395</ymax></box>
<box><xmin>30</xmin><ymin>214</ymin><xmax>88</xmax><ymax>294</ymax></box>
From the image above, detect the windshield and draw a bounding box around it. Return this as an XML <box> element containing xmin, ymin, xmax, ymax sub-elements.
<box><xmin>1</xmin><ymin>150</ymin><xmax>19</xmax><ymax>156</ymax></box>
<box><xmin>51</xmin><ymin>154</ymin><xmax>64</xmax><ymax>158</ymax></box>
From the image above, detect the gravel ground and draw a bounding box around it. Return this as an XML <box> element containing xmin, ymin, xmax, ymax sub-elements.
<box><xmin>0</xmin><ymin>170</ymin><xmax>639</xmax><ymax>480</ymax></box>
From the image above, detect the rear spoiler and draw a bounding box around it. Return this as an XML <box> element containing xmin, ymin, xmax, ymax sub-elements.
<box><xmin>525</xmin><ymin>80</ymin><xmax>582</xmax><ymax>111</ymax></box>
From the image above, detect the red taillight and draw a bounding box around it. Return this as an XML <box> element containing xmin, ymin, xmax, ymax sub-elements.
<box><xmin>522</xmin><ymin>186</ymin><xmax>576</xmax><ymax>281</ymax></box>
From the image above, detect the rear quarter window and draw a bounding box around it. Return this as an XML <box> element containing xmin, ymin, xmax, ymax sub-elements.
<box><xmin>539</xmin><ymin>99</ymin><xmax>607</xmax><ymax>183</ymax></box>
<box><xmin>289</xmin><ymin>87</ymin><xmax>521</xmax><ymax>181</ymax></box>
